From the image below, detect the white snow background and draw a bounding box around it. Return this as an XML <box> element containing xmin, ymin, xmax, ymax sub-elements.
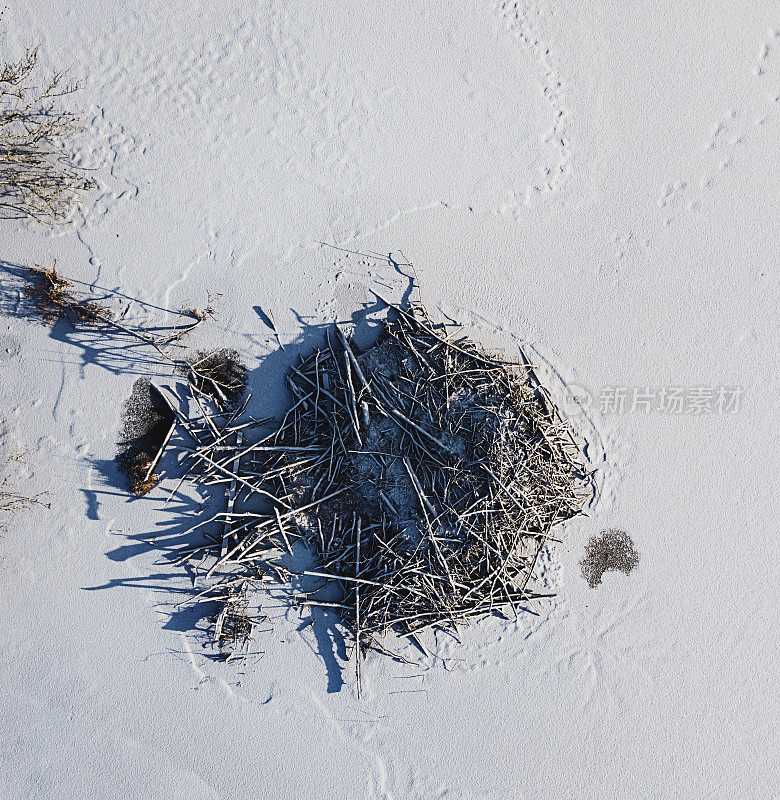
<box><xmin>0</xmin><ymin>1</ymin><xmax>778</xmax><ymax>798</ymax></box>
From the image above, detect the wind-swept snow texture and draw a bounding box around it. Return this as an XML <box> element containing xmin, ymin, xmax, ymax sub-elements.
<box><xmin>1</xmin><ymin>1</ymin><xmax>778</xmax><ymax>798</ymax></box>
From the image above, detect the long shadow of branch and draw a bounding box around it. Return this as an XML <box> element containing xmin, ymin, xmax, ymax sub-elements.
<box><xmin>0</xmin><ymin>260</ymin><xmax>201</xmax><ymax>379</ymax></box>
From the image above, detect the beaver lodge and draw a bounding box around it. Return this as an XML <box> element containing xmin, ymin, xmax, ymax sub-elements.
<box><xmin>147</xmin><ymin>300</ymin><xmax>589</xmax><ymax>687</ymax></box>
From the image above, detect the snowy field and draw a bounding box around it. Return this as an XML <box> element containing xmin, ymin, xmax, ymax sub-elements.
<box><xmin>1</xmin><ymin>1</ymin><xmax>778</xmax><ymax>798</ymax></box>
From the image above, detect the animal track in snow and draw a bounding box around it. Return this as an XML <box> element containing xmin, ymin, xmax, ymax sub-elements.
<box><xmin>75</xmin><ymin>5</ymin><xmax>271</xmax><ymax>121</ymax></box>
<box><xmin>265</xmin><ymin>0</ymin><xmax>566</xmax><ymax>248</ymax></box>
<box><xmin>310</xmin><ymin>691</ymin><xmax>393</xmax><ymax>799</ymax></box>
<box><xmin>658</xmin><ymin>27</ymin><xmax>779</xmax><ymax>225</ymax></box>
<box><xmin>45</xmin><ymin>0</ymin><xmax>572</xmax><ymax>265</ymax></box>
<box><xmin>754</xmin><ymin>27</ymin><xmax>779</xmax><ymax>77</ymax></box>
<box><xmin>549</xmin><ymin>593</ymin><xmax>653</xmax><ymax>713</ymax></box>
<box><xmin>495</xmin><ymin>0</ymin><xmax>572</xmax><ymax>206</ymax></box>
<box><xmin>658</xmin><ymin>99</ymin><xmax>778</xmax><ymax>224</ymax></box>
<box><xmin>599</xmin><ymin>229</ymin><xmax>652</xmax><ymax>284</ymax></box>
<box><xmin>0</xmin><ymin>334</ymin><xmax>21</xmax><ymax>362</ymax></box>
<box><xmin>178</xmin><ymin>633</ymin><xmax>249</xmax><ymax>703</ymax></box>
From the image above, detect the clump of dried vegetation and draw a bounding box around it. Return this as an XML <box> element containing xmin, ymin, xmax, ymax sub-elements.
<box><xmin>1</xmin><ymin>45</ymin><xmax>95</xmax><ymax>222</ymax></box>
<box><xmin>22</xmin><ymin>262</ymin><xmax>217</xmax><ymax>343</ymax></box>
<box><xmin>16</xmin><ymin>261</ymin><xmax>235</xmax><ymax>496</ymax></box>
<box><xmin>112</xmin><ymin>339</ymin><xmax>245</xmax><ymax>497</ymax></box>
<box><xmin>168</xmin><ymin>299</ymin><xmax>589</xmax><ymax>684</ymax></box>
<box><xmin>24</xmin><ymin>262</ymin><xmax>108</xmax><ymax>323</ymax></box>
<box><xmin>115</xmin><ymin>347</ymin><xmax>249</xmax><ymax>496</ymax></box>
<box><xmin>0</xmin><ymin>451</ymin><xmax>48</xmax><ymax>531</ymax></box>
<box><xmin>117</xmin><ymin>349</ymin><xmax>248</xmax><ymax>495</ymax></box>
<box><xmin>14</xmin><ymin>247</ymin><xmax>590</xmax><ymax>681</ymax></box>
<box><xmin>581</xmin><ymin>528</ymin><xmax>639</xmax><ymax>587</ymax></box>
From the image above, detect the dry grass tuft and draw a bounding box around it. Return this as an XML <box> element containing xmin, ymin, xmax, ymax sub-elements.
<box><xmin>178</xmin><ymin>348</ymin><xmax>248</xmax><ymax>408</ymax></box>
<box><xmin>117</xmin><ymin>451</ymin><xmax>160</xmax><ymax>497</ymax></box>
<box><xmin>181</xmin><ymin>299</ymin><xmax>216</xmax><ymax>322</ymax></box>
<box><xmin>211</xmin><ymin>580</ymin><xmax>264</xmax><ymax>660</ymax></box>
<box><xmin>116</xmin><ymin>378</ymin><xmax>175</xmax><ymax>496</ymax></box>
<box><xmin>24</xmin><ymin>262</ymin><xmax>108</xmax><ymax>323</ymax></box>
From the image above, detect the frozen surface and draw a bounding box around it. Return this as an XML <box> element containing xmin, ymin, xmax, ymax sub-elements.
<box><xmin>1</xmin><ymin>1</ymin><xmax>778</xmax><ymax>798</ymax></box>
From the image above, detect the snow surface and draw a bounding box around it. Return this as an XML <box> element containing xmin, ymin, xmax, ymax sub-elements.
<box><xmin>1</xmin><ymin>1</ymin><xmax>778</xmax><ymax>798</ymax></box>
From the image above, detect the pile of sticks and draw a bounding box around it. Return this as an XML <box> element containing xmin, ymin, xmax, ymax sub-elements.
<box><xmin>173</xmin><ymin>300</ymin><xmax>587</xmax><ymax>685</ymax></box>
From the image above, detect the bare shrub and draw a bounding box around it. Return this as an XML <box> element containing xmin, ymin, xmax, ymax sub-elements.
<box><xmin>186</xmin><ymin>302</ymin><xmax>587</xmax><ymax>691</ymax></box>
<box><xmin>1</xmin><ymin>45</ymin><xmax>95</xmax><ymax>222</ymax></box>
<box><xmin>0</xmin><ymin>451</ymin><xmax>48</xmax><ymax>531</ymax></box>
